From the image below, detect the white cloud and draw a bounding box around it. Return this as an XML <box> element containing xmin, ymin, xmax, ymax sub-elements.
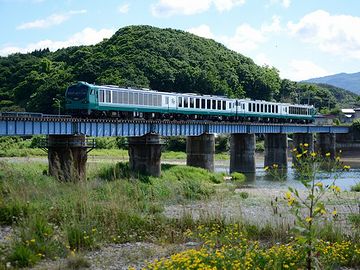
<box><xmin>118</xmin><ymin>3</ymin><xmax>129</xmax><ymax>14</ymax></box>
<box><xmin>288</xmin><ymin>10</ymin><xmax>360</xmax><ymax>59</ymax></box>
<box><xmin>261</xmin><ymin>15</ymin><xmax>282</xmax><ymax>33</ymax></box>
<box><xmin>269</xmin><ymin>0</ymin><xmax>290</xmax><ymax>8</ymax></box>
<box><xmin>254</xmin><ymin>53</ymin><xmax>272</xmax><ymax>66</ymax></box>
<box><xmin>213</xmin><ymin>0</ymin><xmax>245</xmax><ymax>12</ymax></box>
<box><xmin>151</xmin><ymin>0</ymin><xmax>245</xmax><ymax>17</ymax></box>
<box><xmin>16</xmin><ymin>9</ymin><xmax>87</xmax><ymax>30</ymax></box>
<box><xmin>0</xmin><ymin>27</ymin><xmax>115</xmax><ymax>56</ymax></box>
<box><xmin>151</xmin><ymin>0</ymin><xmax>211</xmax><ymax>17</ymax></box>
<box><xmin>220</xmin><ymin>24</ymin><xmax>266</xmax><ymax>53</ymax></box>
<box><xmin>285</xmin><ymin>59</ymin><xmax>329</xmax><ymax>81</ymax></box>
<box><xmin>187</xmin><ymin>24</ymin><xmax>214</xmax><ymax>39</ymax></box>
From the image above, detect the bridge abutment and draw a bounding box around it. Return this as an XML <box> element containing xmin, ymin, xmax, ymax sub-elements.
<box><xmin>128</xmin><ymin>133</ymin><xmax>162</xmax><ymax>177</ymax></box>
<box><xmin>48</xmin><ymin>134</ymin><xmax>87</xmax><ymax>182</ymax></box>
<box><xmin>186</xmin><ymin>133</ymin><xmax>215</xmax><ymax>171</ymax></box>
<box><xmin>317</xmin><ymin>133</ymin><xmax>336</xmax><ymax>159</ymax></box>
<box><xmin>264</xmin><ymin>133</ymin><xmax>288</xmax><ymax>169</ymax></box>
<box><xmin>230</xmin><ymin>133</ymin><xmax>256</xmax><ymax>173</ymax></box>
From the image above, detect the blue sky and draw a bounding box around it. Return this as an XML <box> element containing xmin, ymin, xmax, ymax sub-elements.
<box><xmin>1</xmin><ymin>0</ymin><xmax>360</xmax><ymax>81</ymax></box>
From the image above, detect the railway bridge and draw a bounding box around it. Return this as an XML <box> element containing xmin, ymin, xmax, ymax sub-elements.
<box><xmin>0</xmin><ymin>113</ymin><xmax>350</xmax><ymax>180</ymax></box>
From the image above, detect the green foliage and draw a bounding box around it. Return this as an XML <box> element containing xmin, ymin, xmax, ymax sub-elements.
<box><xmin>0</xmin><ymin>200</ymin><xmax>28</xmax><ymax>225</ymax></box>
<box><xmin>215</xmin><ymin>135</ymin><xmax>229</xmax><ymax>153</ymax></box>
<box><xmin>238</xmin><ymin>191</ymin><xmax>249</xmax><ymax>199</ymax></box>
<box><xmin>351</xmin><ymin>182</ymin><xmax>360</xmax><ymax>192</ymax></box>
<box><xmin>164</xmin><ymin>137</ymin><xmax>186</xmax><ymax>152</ymax></box>
<box><xmin>94</xmin><ymin>137</ymin><xmax>118</xmax><ymax>149</ymax></box>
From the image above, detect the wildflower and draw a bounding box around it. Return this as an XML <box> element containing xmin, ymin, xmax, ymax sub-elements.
<box><xmin>343</xmin><ymin>165</ymin><xmax>350</xmax><ymax>170</ymax></box>
<box><xmin>296</xmin><ymin>154</ymin><xmax>302</xmax><ymax>158</ymax></box>
<box><xmin>305</xmin><ymin>217</ymin><xmax>312</xmax><ymax>223</ymax></box>
<box><xmin>30</xmin><ymin>239</ymin><xmax>35</xmax><ymax>243</ymax></box>
<box><xmin>330</xmin><ymin>185</ymin><xmax>341</xmax><ymax>193</ymax></box>
<box><xmin>315</xmin><ymin>182</ymin><xmax>323</xmax><ymax>188</ymax></box>
<box><xmin>293</xmin><ymin>148</ymin><xmax>297</xmax><ymax>152</ymax></box>
<box><xmin>325</xmin><ymin>152</ymin><xmax>331</xmax><ymax>157</ymax></box>
<box><xmin>272</xmin><ymin>164</ymin><xmax>278</xmax><ymax>168</ymax></box>
<box><xmin>303</xmin><ymin>150</ymin><xmax>308</xmax><ymax>154</ymax></box>
<box><xmin>264</xmin><ymin>166</ymin><xmax>269</xmax><ymax>171</ymax></box>
<box><xmin>311</xmin><ymin>152</ymin><xmax>316</xmax><ymax>157</ymax></box>
<box><xmin>304</xmin><ymin>143</ymin><xmax>309</xmax><ymax>147</ymax></box>
<box><xmin>332</xmin><ymin>210</ymin><xmax>338</xmax><ymax>216</ymax></box>
<box><xmin>92</xmin><ymin>228</ymin><xmax>97</xmax><ymax>233</ymax></box>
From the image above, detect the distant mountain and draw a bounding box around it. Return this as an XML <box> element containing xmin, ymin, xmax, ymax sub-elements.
<box><xmin>304</xmin><ymin>72</ymin><xmax>360</xmax><ymax>95</ymax></box>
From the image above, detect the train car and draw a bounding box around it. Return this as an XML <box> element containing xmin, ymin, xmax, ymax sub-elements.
<box><xmin>65</xmin><ymin>81</ymin><xmax>315</xmax><ymax>123</ymax></box>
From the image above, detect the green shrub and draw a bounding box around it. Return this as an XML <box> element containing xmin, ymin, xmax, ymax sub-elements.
<box><xmin>164</xmin><ymin>137</ymin><xmax>186</xmax><ymax>152</ymax></box>
<box><xmin>348</xmin><ymin>214</ymin><xmax>360</xmax><ymax>227</ymax></box>
<box><xmin>98</xmin><ymin>162</ymin><xmax>131</xmax><ymax>180</ymax></box>
<box><xmin>230</xmin><ymin>172</ymin><xmax>246</xmax><ymax>188</ymax></box>
<box><xmin>66</xmin><ymin>223</ymin><xmax>98</xmax><ymax>251</ymax></box>
<box><xmin>351</xmin><ymin>182</ymin><xmax>360</xmax><ymax>192</ymax></box>
<box><xmin>67</xmin><ymin>254</ymin><xmax>91</xmax><ymax>269</ymax></box>
<box><xmin>94</xmin><ymin>137</ymin><xmax>118</xmax><ymax>149</ymax></box>
<box><xmin>0</xmin><ymin>201</ymin><xmax>28</xmax><ymax>225</ymax></box>
<box><xmin>7</xmin><ymin>244</ymin><xmax>39</xmax><ymax>268</ymax></box>
<box><xmin>239</xmin><ymin>191</ymin><xmax>249</xmax><ymax>199</ymax></box>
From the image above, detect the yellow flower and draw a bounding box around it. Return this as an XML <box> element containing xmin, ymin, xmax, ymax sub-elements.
<box><xmin>330</xmin><ymin>185</ymin><xmax>341</xmax><ymax>192</ymax></box>
<box><xmin>303</xmin><ymin>150</ymin><xmax>308</xmax><ymax>154</ymax></box>
<box><xmin>305</xmin><ymin>217</ymin><xmax>312</xmax><ymax>223</ymax></box>
<box><xmin>311</xmin><ymin>152</ymin><xmax>316</xmax><ymax>157</ymax></box>
<box><xmin>30</xmin><ymin>239</ymin><xmax>35</xmax><ymax>243</ymax></box>
<box><xmin>304</xmin><ymin>143</ymin><xmax>309</xmax><ymax>147</ymax></box>
<box><xmin>296</xmin><ymin>154</ymin><xmax>302</xmax><ymax>158</ymax></box>
<box><xmin>343</xmin><ymin>165</ymin><xmax>350</xmax><ymax>170</ymax></box>
<box><xmin>264</xmin><ymin>166</ymin><xmax>269</xmax><ymax>171</ymax></box>
<box><xmin>325</xmin><ymin>152</ymin><xmax>331</xmax><ymax>157</ymax></box>
<box><xmin>92</xmin><ymin>228</ymin><xmax>97</xmax><ymax>232</ymax></box>
<box><xmin>315</xmin><ymin>182</ymin><xmax>323</xmax><ymax>188</ymax></box>
<box><xmin>332</xmin><ymin>210</ymin><xmax>338</xmax><ymax>216</ymax></box>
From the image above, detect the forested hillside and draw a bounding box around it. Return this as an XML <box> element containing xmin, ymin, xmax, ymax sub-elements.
<box><xmin>0</xmin><ymin>25</ymin><xmax>357</xmax><ymax>113</ymax></box>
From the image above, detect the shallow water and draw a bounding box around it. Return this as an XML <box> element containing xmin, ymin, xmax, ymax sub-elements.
<box><xmin>216</xmin><ymin>161</ymin><xmax>360</xmax><ymax>191</ymax></box>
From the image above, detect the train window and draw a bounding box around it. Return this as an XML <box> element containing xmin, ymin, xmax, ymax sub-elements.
<box><xmin>184</xmin><ymin>97</ymin><xmax>188</xmax><ymax>108</ymax></box>
<box><xmin>178</xmin><ymin>97</ymin><xmax>182</xmax><ymax>107</ymax></box>
<box><xmin>223</xmin><ymin>101</ymin><xmax>226</xmax><ymax>110</ymax></box>
<box><xmin>207</xmin><ymin>99</ymin><xmax>211</xmax><ymax>109</ymax></box>
<box><xmin>256</xmin><ymin>104</ymin><xmax>259</xmax><ymax>112</ymax></box>
<box><xmin>211</xmin><ymin>100</ymin><xmax>215</xmax><ymax>110</ymax></box>
<box><xmin>190</xmin><ymin>98</ymin><xmax>194</xmax><ymax>108</ymax></box>
<box><xmin>99</xmin><ymin>90</ymin><xmax>104</xmax><ymax>102</ymax></box>
<box><xmin>252</xmin><ymin>103</ymin><xmax>255</xmax><ymax>112</ymax></box>
<box><xmin>218</xmin><ymin>100</ymin><xmax>221</xmax><ymax>110</ymax></box>
<box><xmin>196</xmin><ymin>98</ymin><xmax>200</xmax><ymax>109</ymax></box>
<box><xmin>201</xmin><ymin>99</ymin><xmax>206</xmax><ymax>109</ymax></box>
<box><xmin>105</xmin><ymin>91</ymin><xmax>111</xmax><ymax>103</ymax></box>
<box><xmin>124</xmin><ymin>92</ymin><xmax>129</xmax><ymax>104</ymax></box>
<box><xmin>165</xmin><ymin>96</ymin><xmax>169</xmax><ymax>105</ymax></box>
<box><xmin>113</xmin><ymin>92</ymin><xmax>118</xmax><ymax>103</ymax></box>
<box><xmin>242</xmin><ymin>104</ymin><xmax>245</xmax><ymax>110</ymax></box>
<box><xmin>129</xmin><ymin>93</ymin><xmax>133</xmax><ymax>104</ymax></box>
<box><xmin>265</xmin><ymin>105</ymin><xmax>267</xmax><ymax>113</ymax></box>
<box><xmin>139</xmin><ymin>93</ymin><xmax>143</xmax><ymax>105</ymax></box>
<box><xmin>249</xmin><ymin>103</ymin><xmax>252</xmax><ymax>112</ymax></box>
<box><xmin>144</xmin><ymin>94</ymin><xmax>149</xmax><ymax>105</ymax></box>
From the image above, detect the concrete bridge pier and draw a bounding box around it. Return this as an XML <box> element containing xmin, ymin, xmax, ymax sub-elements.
<box><xmin>230</xmin><ymin>133</ymin><xmax>256</xmax><ymax>173</ymax></box>
<box><xmin>264</xmin><ymin>133</ymin><xmax>288</xmax><ymax>169</ymax></box>
<box><xmin>48</xmin><ymin>134</ymin><xmax>88</xmax><ymax>182</ymax></box>
<box><xmin>186</xmin><ymin>133</ymin><xmax>215</xmax><ymax>171</ymax></box>
<box><xmin>128</xmin><ymin>133</ymin><xmax>162</xmax><ymax>177</ymax></box>
<box><xmin>292</xmin><ymin>133</ymin><xmax>314</xmax><ymax>162</ymax></box>
<box><xmin>317</xmin><ymin>133</ymin><xmax>336</xmax><ymax>159</ymax></box>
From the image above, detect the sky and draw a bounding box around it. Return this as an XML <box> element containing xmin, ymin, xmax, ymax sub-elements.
<box><xmin>1</xmin><ymin>0</ymin><xmax>360</xmax><ymax>81</ymax></box>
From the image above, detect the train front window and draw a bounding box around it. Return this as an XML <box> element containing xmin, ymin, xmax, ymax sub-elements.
<box><xmin>66</xmin><ymin>84</ymin><xmax>88</xmax><ymax>100</ymax></box>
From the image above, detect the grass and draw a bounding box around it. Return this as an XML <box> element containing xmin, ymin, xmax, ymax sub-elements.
<box><xmin>0</xmin><ymin>159</ymin><xmax>359</xmax><ymax>269</ymax></box>
<box><xmin>351</xmin><ymin>182</ymin><xmax>360</xmax><ymax>192</ymax></box>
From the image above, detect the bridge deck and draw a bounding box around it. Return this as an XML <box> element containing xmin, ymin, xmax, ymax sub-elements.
<box><xmin>0</xmin><ymin>115</ymin><xmax>349</xmax><ymax>137</ymax></box>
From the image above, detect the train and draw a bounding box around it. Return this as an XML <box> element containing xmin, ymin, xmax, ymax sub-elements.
<box><xmin>65</xmin><ymin>81</ymin><xmax>316</xmax><ymax>123</ymax></box>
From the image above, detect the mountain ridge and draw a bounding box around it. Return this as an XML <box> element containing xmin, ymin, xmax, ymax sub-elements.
<box><xmin>304</xmin><ymin>72</ymin><xmax>360</xmax><ymax>95</ymax></box>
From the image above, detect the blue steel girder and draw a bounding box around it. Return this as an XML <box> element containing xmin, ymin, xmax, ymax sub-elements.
<box><xmin>0</xmin><ymin>117</ymin><xmax>350</xmax><ymax>137</ymax></box>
